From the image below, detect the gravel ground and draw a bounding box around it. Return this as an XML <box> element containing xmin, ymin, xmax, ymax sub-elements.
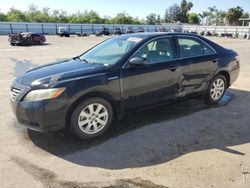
<box><xmin>0</xmin><ymin>35</ymin><xmax>250</xmax><ymax>188</ymax></box>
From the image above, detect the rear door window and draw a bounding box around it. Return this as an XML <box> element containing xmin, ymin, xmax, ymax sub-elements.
<box><xmin>178</xmin><ymin>37</ymin><xmax>215</xmax><ymax>58</ymax></box>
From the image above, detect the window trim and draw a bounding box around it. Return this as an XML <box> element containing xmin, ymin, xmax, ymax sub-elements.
<box><xmin>122</xmin><ymin>36</ymin><xmax>176</xmax><ymax>69</ymax></box>
<box><xmin>177</xmin><ymin>35</ymin><xmax>217</xmax><ymax>60</ymax></box>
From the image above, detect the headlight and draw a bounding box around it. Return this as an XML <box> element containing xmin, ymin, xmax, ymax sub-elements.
<box><xmin>23</xmin><ymin>88</ymin><xmax>65</xmax><ymax>102</ymax></box>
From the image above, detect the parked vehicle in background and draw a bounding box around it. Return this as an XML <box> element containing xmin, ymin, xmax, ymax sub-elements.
<box><xmin>137</xmin><ymin>27</ymin><xmax>145</xmax><ymax>33</ymax></box>
<box><xmin>220</xmin><ymin>33</ymin><xmax>234</xmax><ymax>38</ymax></box>
<box><xmin>113</xmin><ymin>27</ymin><xmax>122</xmax><ymax>35</ymax></box>
<box><xmin>190</xmin><ymin>31</ymin><xmax>198</xmax><ymax>35</ymax></box>
<box><xmin>58</xmin><ymin>27</ymin><xmax>70</xmax><ymax>37</ymax></box>
<box><xmin>76</xmin><ymin>32</ymin><xmax>89</xmax><ymax>37</ymax></box>
<box><xmin>200</xmin><ymin>31</ymin><xmax>205</xmax><ymax>36</ymax></box>
<box><xmin>158</xmin><ymin>28</ymin><xmax>168</xmax><ymax>32</ymax></box>
<box><xmin>95</xmin><ymin>28</ymin><xmax>110</xmax><ymax>36</ymax></box>
<box><xmin>8</xmin><ymin>32</ymin><xmax>46</xmax><ymax>46</ymax></box>
<box><xmin>205</xmin><ymin>31</ymin><xmax>213</xmax><ymax>36</ymax></box>
<box><xmin>101</xmin><ymin>28</ymin><xmax>110</xmax><ymax>35</ymax></box>
<box><xmin>10</xmin><ymin>33</ymin><xmax>240</xmax><ymax>139</ymax></box>
<box><xmin>126</xmin><ymin>27</ymin><xmax>134</xmax><ymax>34</ymax></box>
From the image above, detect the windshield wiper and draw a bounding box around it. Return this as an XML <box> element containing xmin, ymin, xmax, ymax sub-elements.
<box><xmin>81</xmin><ymin>58</ymin><xmax>91</xmax><ymax>64</ymax></box>
<box><xmin>73</xmin><ymin>57</ymin><xmax>92</xmax><ymax>64</ymax></box>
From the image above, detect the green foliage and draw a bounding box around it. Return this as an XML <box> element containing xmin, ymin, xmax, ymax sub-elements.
<box><xmin>0</xmin><ymin>12</ymin><xmax>7</xmax><ymax>21</ymax></box>
<box><xmin>164</xmin><ymin>0</ymin><xmax>193</xmax><ymax>23</ymax></box>
<box><xmin>0</xmin><ymin>5</ymin><xmax>142</xmax><ymax>24</ymax></box>
<box><xmin>157</xmin><ymin>14</ymin><xmax>161</xmax><ymax>24</ymax></box>
<box><xmin>164</xmin><ymin>4</ymin><xmax>182</xmax><ymax>23</ymax></box>
<box><xmin>146</xmin><ymin>13</ymin><xmax>157</xmax><ymax>25</ymax></box>
<box><xmin>6</xmin><ymin>8</ymin><xmax>28</xmax><ymax>22</ymax></box>
<box><xmin>0</xmin><ymin>3</ymin><xmax>248</xmax><ymax>26</ymax></box>
<box><xmin>202</xmin><ymin>6</ymin><xmax>226</xmax><ymax>26</ymax></box>
<box><xmin>112</xmin><ymin>12</ymin><xmax>137</xmax><ymax>24</ymax></box>
<box><xmin>179</xmin><ymin>0</ymin><xmax>193</xmax><ymax>23</ymax></box>
<box><xmin>226</xmin><ymin>6</ymin><xmax>243</xmax><ymax>26</ymax></box>
<box><xmin>241</xmin><ymin>12</ymin><xmax>250</xmax><ymax>18</ymax></box>
<box><xmin>188</xmin><ymin>13</ymin><xmax>200</xmax><ymax>24</ymax></box>
<box><xmin>198</xmin><ymin>12</ymin><xmax>208</xmax><ymax>25</ymax></box>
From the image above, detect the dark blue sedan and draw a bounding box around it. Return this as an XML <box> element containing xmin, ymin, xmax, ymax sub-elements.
<box><xmin>10</xmin><ymin>33</ymin><xmax>240</xmax><ymax>139</ymax></box>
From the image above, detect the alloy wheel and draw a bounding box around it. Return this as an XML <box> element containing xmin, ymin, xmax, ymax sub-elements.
<box><xmin>77</xmin><ymin>103</ymin><xmax>108</xmax><ymax>135</ymax></box>
<box><xmin>210</xmin><ymin>78</ymin><xmax>225</xmax><ymax>101</ymax></box>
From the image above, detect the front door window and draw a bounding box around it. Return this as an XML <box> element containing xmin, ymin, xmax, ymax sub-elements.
<box><xmin>134</xmin><ymin>38</ymin><xmax>175</xmax><ymax>64</ymax></box>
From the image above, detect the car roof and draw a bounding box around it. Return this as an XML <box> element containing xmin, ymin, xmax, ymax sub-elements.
<box><xmin>121</xmin><ymin>32</ymin><xmax>225</xmax><ymax>53</ymax></box>
<box><xmin>125</xmin><ymin>32</ymin><xmax>201</xmax><ymax>39</ymax></box>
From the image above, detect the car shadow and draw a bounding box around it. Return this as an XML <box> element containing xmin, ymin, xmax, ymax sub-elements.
<box><xmin>11</xmin><ymin>43</ymin><xmax>51</xmax><ymax>47</ymax></box>
<box><xmin>24</xmin><ymin>88</ymin><xmax>250</xmax><ymax>169</ymax></box>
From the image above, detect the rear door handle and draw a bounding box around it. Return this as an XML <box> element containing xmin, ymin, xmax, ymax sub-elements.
<box><xmin>212</xmin><ymin>59</ymin><xmax>218</xmax><ymax>63</ymax></box>
<box><xmin>170</xmin><ymin>66</ymin><xmax>177</xmax><ymax>72</ymax></box>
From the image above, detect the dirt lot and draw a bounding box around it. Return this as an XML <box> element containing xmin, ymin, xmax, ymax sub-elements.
<box><xmin>0</xmin><ymin>35</ymin><xmax>250</xmax><ymax>188</ymax></box>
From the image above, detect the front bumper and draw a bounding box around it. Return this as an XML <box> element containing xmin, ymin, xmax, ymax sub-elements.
<box><xmin>10</xmin><ymin>83</ymin><xmax>69</xmax><ymax>132</ymax></box>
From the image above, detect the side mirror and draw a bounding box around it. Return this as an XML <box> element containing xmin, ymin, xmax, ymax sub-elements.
<box><xmin>129</xmin><ymin>57</ymin><xmax>147</xmax><ymax>66</ymax></box>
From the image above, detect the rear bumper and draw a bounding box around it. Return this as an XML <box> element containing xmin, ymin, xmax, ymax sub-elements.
<box><xmin>229</xmin><ymin>61</ymin><xmax>240</xmax><ymax>86</ymax></box>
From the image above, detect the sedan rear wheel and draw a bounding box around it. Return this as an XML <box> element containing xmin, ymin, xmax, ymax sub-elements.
<box><xmin>206</xmin><ymin>74</ymin><xmax>227</xmax><ymax>104</ymax></box>
<box><xmin>70</xmin><ymin>97</ymin><xmax>113</xmax><ymax>139</ymax></box>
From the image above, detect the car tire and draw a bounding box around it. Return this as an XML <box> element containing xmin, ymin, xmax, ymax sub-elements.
<box><xmin>70</xmin><ymin>97</ymin><xmax>113</xmax><ymax>139</ymax></box>
<box><xmin>40</xmin><ymin>40</ymin><xmax>44</xmax><ymax>45</ymax></box>
<box><xmin>205</xmin><ymin>74</ymin><xmax>227</xmax><ymax>104</ymax></box>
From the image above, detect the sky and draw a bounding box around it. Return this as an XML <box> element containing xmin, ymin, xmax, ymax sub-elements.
<box><xmin>0</xmin><ymin>0</ymin><xmax>250</xmax><ymax>19</ymax></box>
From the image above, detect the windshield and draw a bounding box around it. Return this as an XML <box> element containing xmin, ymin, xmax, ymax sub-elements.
<box><xmin>78</xmin><ymin>36</ymin><xmax>143</xmax><ymax>65</ymax></box>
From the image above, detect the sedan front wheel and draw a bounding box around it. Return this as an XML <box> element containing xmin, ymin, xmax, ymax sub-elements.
<box><xmin>70</xmin><ymin>97</ymin><xmax>113</xmax><ymax>139</ymax></box>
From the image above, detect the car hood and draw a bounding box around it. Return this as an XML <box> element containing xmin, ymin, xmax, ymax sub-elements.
<box><xmin>16</xmin><ymin>58</ymin><xmax>107</xmax><ymax>87</ymax></box>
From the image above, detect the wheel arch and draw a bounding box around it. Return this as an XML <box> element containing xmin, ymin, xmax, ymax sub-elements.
<box><xmin>217</xmin><ymin>71</ymin><xmax>230</xmax><ymax>88</ymax></box>
<box><xmin>65</xmin><ymin>91</ymin><xmax>119</xmax><ymax>128</ymax></box>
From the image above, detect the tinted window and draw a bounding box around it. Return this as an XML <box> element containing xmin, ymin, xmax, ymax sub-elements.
<box><xmin>134</xmin><ymin>38</ymin><xmax>174</xmax><ymax>64</ymax></box>
<box><xmin>178</xmin><ymin>37</ymin><xmax>214</xmax><ymax>58</ymax></box>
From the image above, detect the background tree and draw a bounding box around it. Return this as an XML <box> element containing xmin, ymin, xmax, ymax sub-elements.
<box><xmin>164</xmin><ymin>0</ymin><xmax>193</xmax><ymax>23</ymax></box>
<box><xmin>179</xmin><ymin>0</ymin><xmax>193</xmax><ymax>23</ymax></box>
<box><xmin>85</xmin><ymin>10</ymin><xmax>101</xmax><ymax>24</ymax></box>
<box><xmin>113</xmin><ymin>12</ymin><xmax>134</xmax><ymax>24</ymax></box>
<box><xmin>0</xmin><ymin>11</ymin><xmax>7</xmax><ymax>21</ymax></box>
<box><xmin>0</xmin><ymin>3</ymin><xmax>248</xmax><ymax>26</ymax></box>
<box><xmin>26</xmin><ymin>4</ymin><xmax>40</xmax><ymax>22</ymax></box>
<box><xmin>188</xmin><ymin>13</ymin><xmax>200</xmax><ymax>24</ymax></box>
<box><xmin>101</xmin><ymin>15</ymin><xmax>112</xmax><ymax>24</ymax></box>
<box><xmin>198</xmin><ymin>12</ymin><xmax>208</xmax><ymax>25</ymax></box>
<box><xmin>205</xmin><ymin>6</ymin><xmax>217</xmax><ymax>25</ymax></box>
<box><xmin>200</xmin><ymin>6</ymin><xmax>226</xmax><ymax>26</ymax></box>
<box><xmin>40</xmin><ymin>7</ymin><xmax>51</xmax><ymax>22</ymax></box>
<box><xmin>226</xmin><ymin>6</ymin><xmax>243</xmax><ymax>26</ymax></box>
<box><xmin>164</xmin><ymin>4</ymin><xmax>182</xmax><ymax>23</ymax></box>
<box><xmin>6</xmin><ymin>8</ymin><xmax>28</xmax><ymax>22</ymax></box>
<box><xmin>157</xmin><ymin>14</ymin><xmax>161</xmax><ymax>24</ymax></box>
<box><xmin>216</xmin><ymin>10</ymin><xmax>226</xmax><ymax>26</ymax></box>
<box><xmin>146</xmin><ymin>13</ymin><xmax>157</xmax><ymax>25</ymax></box>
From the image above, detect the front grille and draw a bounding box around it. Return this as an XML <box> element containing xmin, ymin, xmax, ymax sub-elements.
<box><xmin>10</xmin><ymin>88</ymin><xmax>21</xmax><ymax>101</ymax></box>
